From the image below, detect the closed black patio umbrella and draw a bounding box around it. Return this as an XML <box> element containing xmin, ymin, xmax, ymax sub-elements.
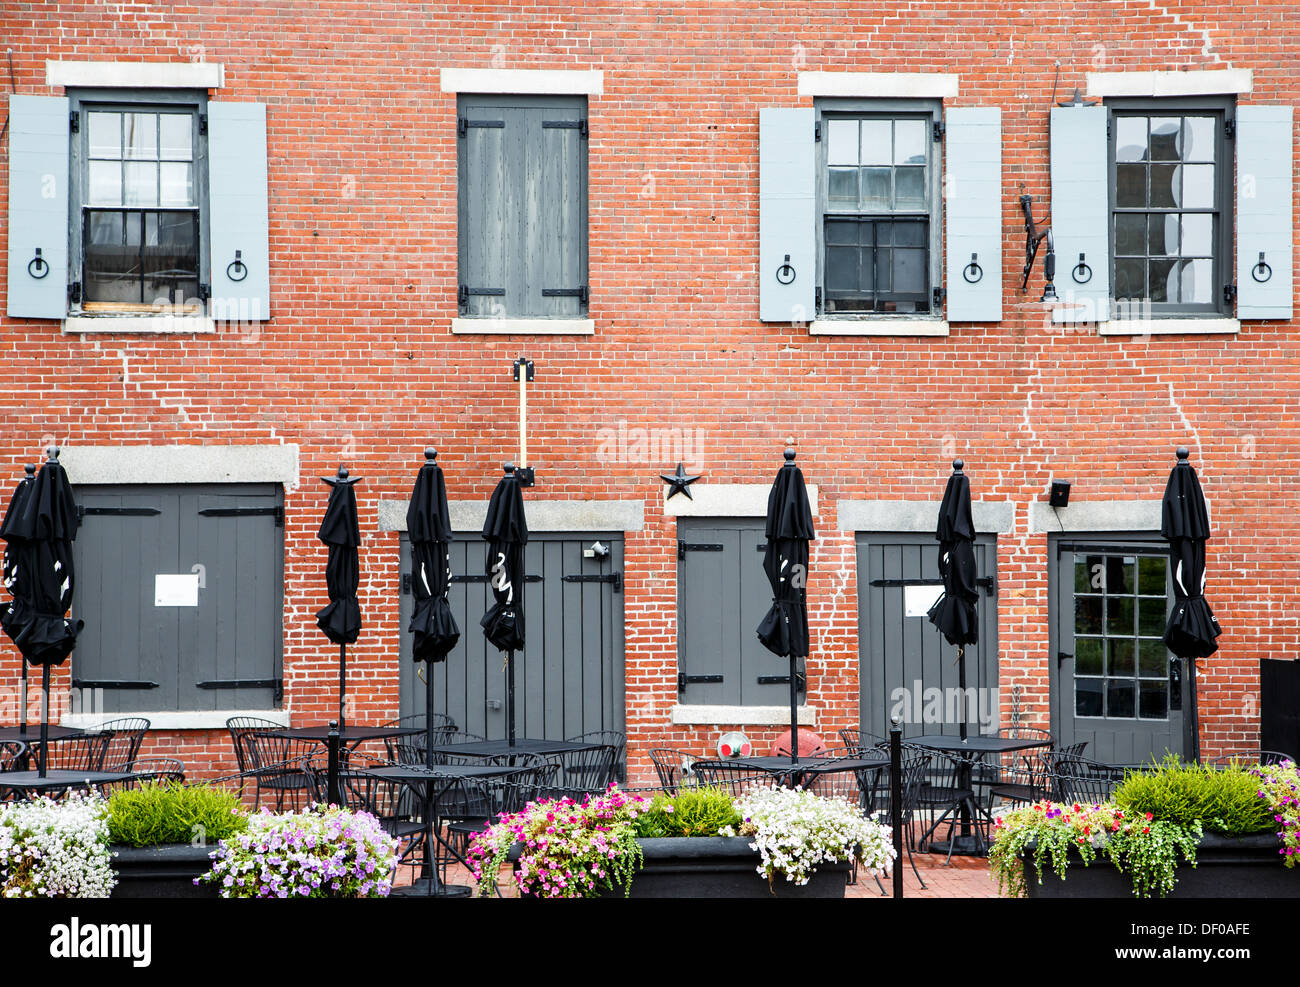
<box><xmin>481</xmin><ymin>463</ymin><xmax>527</xmax><ymax>746</ymax></box>
<box><xmin>756</xmin><ymin>447</ymin><xmax>815</xmax><ymax>766</ymax></box>
<box><xmin>316</xmin><ymin>466</ymin><xmax>362</xmax><ymax>729</ymax></box>
<box><xmin>1</xmin><ymin>464</ymin><xmax>36</xmax><ymax>737</ymax></box>
<box><xmin>927</xmin><ymin>459</ymin><xmax>979</xmax><ymax>741</ymax></box>
<box><xmin>406</xmin><ymin>449</ymin><xmax>460</xmax><ymax>766</ymax></box>
<box><xmin>1161</xmin><ymin>447</ymin><xmax>1221</xmax><ymax>762</ymax></box>
<box><xmin>6</xmin><ymin>448</ymin><xmax>83</xmax><ymax>776</ymax></box>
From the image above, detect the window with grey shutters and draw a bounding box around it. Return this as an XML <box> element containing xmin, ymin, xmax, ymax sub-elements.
<box><xmin>70</xmin><ymin>484</ymin><xmax>284</xmax><ymax>713</ymax></box>
<box><xmin>815</xmin><ymin>100</ymin><xmax>943</xmax><ymax>317</ymax></box>
<box><xmin>457</xmin><ymin>95</ymin><xmax>588</xmax><ymax>319</ymax></box>
<box><xmin>677</xmin><ymin>519</ymin><xmax>794</xmax><ymax>707</ymax></box>
<box><xmin>1109</xmin><ymin>97</ymin><xmax>1234</xmax><ymax>317</ymax></box>
<box><xmin>68</xmin><ymin>90</ymin><xmax>210</xmax><ymax>314</ymax></box>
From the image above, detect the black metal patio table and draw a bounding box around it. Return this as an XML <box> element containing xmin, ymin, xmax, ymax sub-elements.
<box><xmin>0</xmin><ymin>725</ymin><xmax>82</xmax><ymax>744</ymax></box>
<box><xmin>906</xmin><ymin>734</ymin><xmax>1052</xmax><ymax>856</ymax></box>
<box><xmin>269</xmin><ymin>724</ymin><xmax>422</xmax><ymax>749</ymax></box>
<box><xmin>0</xmin><ymin>768</ymin><xmax>137</xmax><ymax>799</ymax></box>
<box><xmin>366</xmin><ymin>762</ymin><xmax>520</xmax><ymax>897</ymax></box>
<box><xmin>699</xmin><ymin>754</ymin><xmax>890</xmax><ymax>788</ymax></box>
<box><xmin>428</xmin><ymin>738</ymin><xmax>601</xmax><ymax>759</ymax></box>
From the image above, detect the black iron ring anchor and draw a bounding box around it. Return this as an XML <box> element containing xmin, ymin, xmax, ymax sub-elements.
<box><xmin>226</xmin><ymin>250</ymin><xmax>248</xmax><ymax>282</ymax></box>
<box><xmin>1072</xmin><ymin>253</ymin><xmax>1093</xmax><ymax>284</ymax></box>
<box><xmin>775</xmin><ymin>254</ymin><xmax>796</xmax><ymax>285</ymax></box>
<box><xmin>1252</xmin><ymin>251</ymin><xmax>1273</xmax><ymax>283</ymax></box>
<box><xmin>27</xmin><ymin>248</ymin><xmax>49</xmax><ymax>279</ymax></box>
<box><xmin>962</xmin><ymin>253</ymin><xmax>983</xmax><ymax>283</ymax></box>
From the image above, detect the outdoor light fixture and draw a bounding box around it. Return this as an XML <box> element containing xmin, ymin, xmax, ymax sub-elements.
<box><xmin>1049</xmin><ymin>479</ymin><xmax>1072</xmax><ymax>508</ymax></box>
<box><xmin>1020</xmin><ymin>195</ymin><xmax>1057</xmax><ymax>303</ymax></box>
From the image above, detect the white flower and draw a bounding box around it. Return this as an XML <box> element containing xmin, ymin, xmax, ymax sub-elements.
<box><xmin>0</xmin><ymin>791</ymin><xmax>115</xmax><ymax>898</ymax></box>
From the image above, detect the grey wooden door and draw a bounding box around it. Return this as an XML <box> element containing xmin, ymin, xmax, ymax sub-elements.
<box><xmin>398</xmin><ymin>532</ymin><xmax>623</xmax><ymax>742</ymax></box>
<box><xmin>1051</xmin><ymin>540</ymin><xmax>1188</xmax><ymax>764</ymax></box>
<box><xmin>70</xmin><ymin>484</ymin><xmax>284</xmax><ymax>713</ymax></box>
<box><xmin>676</xmin><ymin>518</ymin><xmax>793</xmax><ymax>707</ymax></box>
<box><xmin>856</xmin><ymin>534</ymin><xmax>999</xmax><ymax>741</ymax></box>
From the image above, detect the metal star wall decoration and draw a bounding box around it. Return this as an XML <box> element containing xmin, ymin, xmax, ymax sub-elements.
<box><xmin>660</xmin><ymin>462</ymin><xmax>702</xmax><ymax>500</ymax></box>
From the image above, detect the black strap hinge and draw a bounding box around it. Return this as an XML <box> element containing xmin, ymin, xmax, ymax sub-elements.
<box><xmin>678</xmin><ymin>672</ymin><xmax>724</xmax><ymax>694</ymax></box>
<box><xmin>541</xmin><ymin>286</ymin><xmax>589</xmax><ymax>304</ymax></box>
<box><xmin>1224</xmin><ymin>283</ymin><xmax>1237</xmax><ymax>304</ymax></box>
<box><xmin>933</xmin><ymin>120</ymin><xmax>945</xmax><ymax>142</ymax></box>
<box><xmin>197</xmin><ymin>678</ymin><xmax>284</xmax><ymax>703</ymax></box>
<box><xmin>198</xmin><ymin>113</ymin><xmax>207</xmax><ymax>136</ymax></box>
<box><xmin>757</xmin><ymin>672</ymin><xmax>806</xmax><ymax>693</ymax></box>
<box><xmin>69</xmin><ymin>110</ymin><xmax>79</xmax><ymax>133</ymax></box>
<box><xmin>71</xmin><ymin>679</ymin><xmax>159</xmax><ymax>690</ymax></box>
<box><xmin>198</xmin><ymin>505</ymin><xmax>284</xmax><ymax>526</ymax></box>
<box><xmin>68</xmin><ymin>281</ymin><xmax>83</xmax><ymax>305</ymax></box>
<box><xmin>678</xmin><ymin>541</ymin><xmax>724</xmax><ymax>561</ymax></box>
<box><xmin>458</xmin><ymin>117</ymin><xmax>505</xmax><ymax>137</ymax></box>
<box><xmin>562</xmin><ymin>572</ymin><xmax>622</xmax><ymax>593</ymax></box>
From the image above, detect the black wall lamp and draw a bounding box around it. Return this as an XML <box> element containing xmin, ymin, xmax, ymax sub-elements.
<box><xmin>1049</xmin><ymin>479</ymin><xmax>1072</xmax><ymax>508</ymax></box>
<box><xmin>1020</xmin><ymin>194</ymin><xmax>1056</xmax><ymax>303</ymax></box>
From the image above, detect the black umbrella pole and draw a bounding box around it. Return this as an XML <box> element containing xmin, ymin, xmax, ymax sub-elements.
<box><xmin>507</xmin><ymin>649</ymin><xmax>516</xmax><ymax>747</ymax></box>
<box><xmin>957</xmin><ymin>646</ymin><xmax>968</xmax><ymax>742</ymax></box>
<box><xmin>425</xmin><ymin>664</ymin><xmax>436</xmax><ymax>769</ymax></box>
<box><xmin>38</xmin><ymin>665</ymin><xmax>50</xmax><ymax>778</ymax></box>
<box><xmin>339</xmin><ymin>642</ymin><xmax>347</xmax><ymax>730</ymax></box>
<box><xmin>789</xmin><ymin>657</ymin><xmax>799</xmax><ymax>766</ymax></box>
<box><xmin>19</xmin><ymin>663</ymin><xmax>27</xmax><ymax>736</ymax></box>
<box><xmin>890</xmin><ymin>721</ymin><xmax>904</xmax><ymax>899</ymax></box>
<box><xmin>326</xmin><ymin>720</ymin><xmax>341</xmax><ymax>806</ymax></box>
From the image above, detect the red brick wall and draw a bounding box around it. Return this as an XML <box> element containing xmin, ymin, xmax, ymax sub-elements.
<box><xmin>2</xmin><ymin>2</ymin><xmax>1296</xmax><ymax>784</ymax></box>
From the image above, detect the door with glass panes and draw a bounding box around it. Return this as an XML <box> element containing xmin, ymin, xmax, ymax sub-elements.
<box><xmin>1051</xmin><ymin>539</ymin><xmax>1190</xmax><ymax>764</ymax></box>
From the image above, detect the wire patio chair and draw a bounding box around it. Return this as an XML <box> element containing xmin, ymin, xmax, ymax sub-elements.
<box><xmin>689</xmin><ymin>759</ymin><xmax>773</xmax><ymax>797</ymax></box>
<box><xmin>648</xmin><ymin>747</ymin><xmax>699</xmax><ymax>793</ymax></box>
<box><xmin>1048</xmin><ymin>753</ymin><xmax>1127</xmax><ymax>804</ymax></box>
<box><xmin>98</xmin><ymin>717</ymin><xmax>151</xmax><ymax>771</ymax></box>
<box><xmin>566</xmin><ymin>730</ymin><xmax>627</xmax><ymax>783</ymax></box>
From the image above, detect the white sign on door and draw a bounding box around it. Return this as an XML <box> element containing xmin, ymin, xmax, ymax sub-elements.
<box><xmin>154</xmin><ymin>573</ymin><xmax>200</xmax><ymax>607</ymax></box>
<box><xmin>904</xmin><ymin>584</ymin><xmax>944</xmax><ymax>617</ymax></box>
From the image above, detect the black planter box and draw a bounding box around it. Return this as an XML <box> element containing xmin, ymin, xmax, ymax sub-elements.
<box><xmin>110</xmin><ymin>844</ymin><xmax>219</xmax><ymax>899</ymax></box>
<box><xmin>1023</xmin><ymin>833</ymin><xmax>1300</xmax><ymax>899</ymax></box>
<box><xmin>513</xmin><ymin>836</ymin><xmax>851</xmax><ymax>898</ymax></box>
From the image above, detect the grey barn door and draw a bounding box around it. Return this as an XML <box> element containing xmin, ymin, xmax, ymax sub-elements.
<box><xmin>398</xmin><ymin>532</ymin><xmax>623</xmax><ymax>743</ymax></box>
<box><xmin>1051</xmin><ymin>539</ymin><xmax>1188</xmax><ymax>764</ymax></box>
<box><xmin>856</xmin><ymin>534</ymin><xmax>999</xmax><ymax>741</ymax></box>
<box><xmin>677</xmin><ymin>518</ymin><xmax>793</xmax><ymax>707</ymax></box>
<box><xmin>70</xmin><ymin>484</ymin><xmax>284</xmax><ymax>713</ymax></box>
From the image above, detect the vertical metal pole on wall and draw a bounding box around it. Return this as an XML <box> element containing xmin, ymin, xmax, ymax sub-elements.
<box><xmin>890</xmin><ymin>718</ymin><xmax>904</xmax><ymax>899</ymax></box>
<box><xmin>326</xmin><ymin>719</ymin><xmax>341</xmax><ymax>806</ymax></box>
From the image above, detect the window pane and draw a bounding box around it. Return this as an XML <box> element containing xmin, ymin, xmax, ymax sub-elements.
<box><xmin>159</xmin><ymin>162</ymin><xmax>194</xmax><ymax>207</ymax></box>
<box><xmin>1149</xmin><ymin>214</ymin><xmax>1178</xmax><ymax>256</ymax></box>
<box><xmin>87</xmin><ymin>160</ymin><xmax>123</xmax><ymax>206</ymax></box>
<box><xmin>1076</xmin><ymin>678</ymin><xmax>1104</xmax><ymax>717</ymax></box>
<box><xmin>828</xmin><ymin>167</ymin><xmax>858</xmax><ymax>202</ymax></box>
<box><xmin>1075</xmin><ymin>596</ymin><xmax>1103</xmax><ymax>635</ymax></box>
<box><xmin>1174</xmin><ymin>258</ymin><xmax>1212</xmax><ymax>304</ymax></box>
<box><xmin>894</xmin><ymin>120</ymin><xmax>927</xmax><ymax>165</ymax></box>
<box><xmin>1116</xmin><ymin>117</ymin><xmax>1148</xmax><ymax>162</ymax></box>
<box><xmin>862</xmin><ymin>168</ymin><xmax>890</xmax><ymax>209</ymax></box>
<box><xmin>1149</xmin><ymin>258</ymin><xmax>1176</xmax><ymax>302</ymax></box>
<box><xmin>1107</xmin><ymin>680</ymin><xmax>1136</xmax><ymax>719</ymax></box>
<box><xmin>825</xmin><ymin>245</ymin><xmax>862</xmax><ymax>294</ymax></box>
<box><xmin>891</xmin><ymin>221</ymin><xmax>926</xmax><ymax>247</ymax></box>
<box><xmin>1114</xmin><ymin>259</ymin><xmax>1145</xmax><ymax>299</ymax></box>
<box><xmin>1139</xmin><ymin>639</ymin><xmax>1167</xmax><ymax>678</ymax></box>
<box><xmin>894</xmin><ymin>167</ymin><xmax>926</xmax><ymax>209</ymax></box>
<box><xmin>84</xmin><ymin>210</ymin><xmax>142</xmax><ymax>304</ymax></box>
<box><xmin>1108</xmin><ymin>638</ymin><xmax>1135</xmax><ymax>676</ymax></box>
<box><xmin>1139</xmin><ymin>682</ymin><xmax>1168</xmax><ymax>720</ymax></box>
<box><xmin>827</xmin><ymin>120</ymin><xmax>859</xmax><ymax>166</ymax></box>
<box><xmin>1179</xmin><ymin>214</ymin><xmax>1213</xmax><ymax>257</ymax></box>
<box><xmin>1181</xmin><ymin>117</ymin><xmax>1215</xmax><ymax>162</ymax></box>
<box><xmin>859</xmin><ymin>120</ymin><xmax>891</xmax><ymax>165</ymax></box>
<box><xmin>1138</xmin><ymin>556</ymin><xmax>1166</xmax><ymax>594</ymax></box>
<box><xmin>1179</xmin><ymin>164</ymin><xmax>1215</xmax><ymax>208</ymax></box>
<box><xmin>1106</xmin><ymin>596</ymin><xmax>1134</xmax><ymax>636</ymax></box>
<box><xmin>123</xmin><ymin>161</ymin><xmax>159</xmax><ymax>206</ymax></box>
<box><xmin>1137</xmin><ymin>596</ymin><xmax>1167</xmax><ymax>636</ymax></box>
<box><xmin>892</xmin><ymin>248</ymin><xmax>925</xmax><ymax>293</ymax></box>
<box><xmin>88</xmin><ymin>112</ymin><xmax>122</xmax><ymax>159</ymax></box>
<box><xmin>1115</xmin><ymin>214</ymin><xmax>1147</xmax><ymax>256</ymax></box>
<box><xmin>159</xmin><ymin>114</ymin><xmax>193</xmax><ymax>161</ymax></box>
<box><xmin>1149</xmin><ymin>164</ymin><xmax>1177</xmax><ymax>207</ymax></box>
<box><xmin>1106</xmin><ymin>556</ymin><xmax>1134</xmax><ymax>594</ymax></box>
<box><xmin>1117</xmin><ymin>164</ymin><xmax>1146</xmax><ymax>207</ymax></box>
<box><xmin>1149</xmin><ymin>118</ymin><xmax>1180</xmax><ymax>160</ymax></box>
<box><xmin>1075</xmin><ymin>558</ymin><xmax>1103</xmax><ymax>593</ymax></box>
<box><xmin>1076</xmin><ymin>637</ymin><xmax>1104</xmax><ymax>676</ymax></box>
<box><xmin>124</xmin><ymin>112</ymin><xmax>158</xmax><ymax>160</ymax></box>
<box><xmin>143</xmin><ymin>212</ymin><xmax>199</xmax><ymax>305</ymax></box>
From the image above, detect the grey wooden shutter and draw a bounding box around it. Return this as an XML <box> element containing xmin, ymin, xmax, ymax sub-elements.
<box><xmin>944</xmin><ymin>107</ymin><xmax>1002</xmax><ymax>322</ymax></box>
<box><xmin>207</xmin><ymin>102</ymin><xmax>271</xmax><ymax>322</ymax></box>
<box><xmin>759</xmin><ymin>107</ymin><xmax>815</xmax><ymax>322</ymax></box>
<box><xmin>1236</xmin><ymin>105</ymin><xmax>1293</xmax><ymax>321</ymax></box>
<box><xmin>1049</xmin><ymin>105</ymin><xmax>1110</xmax><ymax>323</ymax></box>
<box><xmin>532</xmin><ymin>102</ymin><xmax>587</xmax><ymax>317</ymax></box>
<box><xmin>458</xmin><ymin>102</ymin><xmax>509</xmax><ymax>317</ymax></box>
<box><xmin>6</xmin><ymin>94</ymin><xmax>70</xmax><ymax>319</ymax></box>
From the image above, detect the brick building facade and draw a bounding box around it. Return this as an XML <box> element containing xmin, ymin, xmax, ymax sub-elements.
<box><xmin>2</xmin><ymin>2</ymin><xmax>1296</xmax><ymax>783</ymax></box>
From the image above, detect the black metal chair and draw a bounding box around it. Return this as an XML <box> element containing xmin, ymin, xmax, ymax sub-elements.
<box><xmin>226</xmin><ymin>717</ymin><xmax>315</xmax><ymax>810</ymax></box>
<box><xmin>99</xmin><ymin>717</ymin><xmax>151</xmax><ymax>771</ymax></box>
<box><xmin>445</xmin><ymin>755</ymin><xmax>561</xmax><ymax>855</ymax></box>
<box><xmin>566</xmin><ymin>730</ymin><xmax>627</xmax><ymax>782</ymax></box>
<box><xmin>909</xmin><ymin>744</ymin><xmax>987</xmax><ymax>864</ymax></box>
<box><xmin>689</xmin><ymin>759</ymin><xmax>772</xmax><ymax>796</ymax></box>
<box><xmin>128</xmin><ymin>757</ymin><xmax>186</xmax><ymax>785</ymax></box>
<box><xmin>546</xmin><ymin>744</ymin><xmax>618</xmax><ymax>800</ymax></box>
<box><xmin>0</xmin><ymin>741</ymin><xmax>27</xmax><ymax>773</ymax></box>
<box><xmin>387</xmin><ymin>723</ymin><xmax>462</xmax><ymax>766</ymax></box>
<box><xmin>838</xmin><ymin>728</ymin><xmax>888</xmax><ymax>755</ymax></box>
<box><xmin>976</xmin><ymin>726</ymin><xmax>1055</xmax><ymax>809</ymax></box>
<box><xmin>649</xmin><ymin>747</ymin><xmax>699</xmax><ymax>793</ymax></box>
<box><xmin>1048</xmin><ymin>753</ymin><xmax>1127</xmax><ymax>804</ymax></box>
<box><xmin>31</xmin><ymin>731</ymin><xmax>111</xmax><ymax>771</ymax></box>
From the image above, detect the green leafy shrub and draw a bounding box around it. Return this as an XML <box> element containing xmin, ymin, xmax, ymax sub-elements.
<box><xmin>1114</xmin><ymin>757</ymin><xmax>1274</xmax><ymax>835</ymax></box>
<box><xmin>630</xmin><ymin>787</ymin><xmax>742</xmax><ymax>838</ymax></box>
<box><xmin>107</xmin><ymin>782</ymin><xmax>248</xmax><ymax>848</ymax></box>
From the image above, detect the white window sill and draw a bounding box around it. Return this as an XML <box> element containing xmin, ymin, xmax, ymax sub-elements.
<box><xmin>1100</xmin><ymin>318</ymin><xmax>1240</xmax><ymax>336</ymax></box>
<box><xmin>451</xmin><ymin>317</ymin><xmax>594</xmax><ymax>336</ymax></box>
<box><xmin>810</xmin><ymin>318</ymin><xmax>949</xmax><ymax>337</ymax></box>
<box><xmin>671</xmin><ymin>704</ymin><xmax>818</xmax><ymax>727</ymax></box>
<box><xmin>64</xmin><ymin>315</ymin><xmax>216</xmax><ymax>335</ymax></box>
<box><xmin>61</xmin><ymin>709</ymin><xmax>288</xmax><ymax>731</ymax></box>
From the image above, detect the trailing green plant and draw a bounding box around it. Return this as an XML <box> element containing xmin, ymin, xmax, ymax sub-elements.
<box><xmin>107</xmin><ymin>781</ymin><xmax>248</xmax><ymax>848</ymax></box>
<box><xmin>630</xmin><ymin>786</ymin><xmax>741</xmax><ymax>838</ymax></box>
<box><xmin>1250</xmin><ymin>759</ymin><xmax>1300</xmax><ymax>867</ymax></box>
<box><xmin>1113</xmin><ymin>756</ymin><xmax>1274</xmax><ymax>835</ymax></box>
<box><xmin>989</xmin><ymin>800</ymin><xmax>1201</xmax><ymax>899</ymax></box>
